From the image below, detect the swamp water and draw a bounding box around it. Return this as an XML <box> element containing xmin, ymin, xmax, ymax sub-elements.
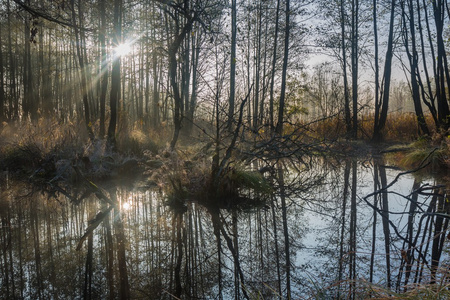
<box><xmin>0</xmin><ymin>158</ymin><xmax>448</xmax><ymax>299</ymax></box>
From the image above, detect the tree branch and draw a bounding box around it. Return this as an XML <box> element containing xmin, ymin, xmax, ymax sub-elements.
<box><xmin>12</xmin><ymin>0</ymin><xmax>94</xmax><ymax>31</ymax></box>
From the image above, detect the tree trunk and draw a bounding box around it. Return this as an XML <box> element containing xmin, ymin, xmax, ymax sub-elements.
<box><xmin>338</xmin><ymin>161</ymin><xmax>350</xmax><ymax>298</ymax></box>
<box><xmin>0</xmin><ymin>10</ymin><xmax>6</xmax><ymax>121</ymax></box>
<box><xmin>431</xmin><ymin>0</ymin><xmax>450</xmax><ymax>130</ymax></box>
<box><xmin>430</xmin><ymin>188</ymin><xmax>449</xmax><ymax>284</ymax></box>
<box><xmin>188</xmin><ymin>32</ymin><xmax>199</xmax><ymax>131</ymax></box>
<box><xmin>23</xmin><ymin>4</ymin><xmax>33</xmax><ymax>120</ymax></box>
<box><xmin>174</xmin><ymin>213</ymin><xmax>183</xmax><ymax>298</ymax></box>
<box><xmin>401</xmin><ymin>0</ymin><xmax>430</xmax><ymax>135</ymax></box>
<box><xmin>351</xmin><ymin>0</ymin><xmax>359</xmax><ymax>139</ymax></box>
<box><xmin>259</xmin><ymin>13</ymin><xmax>269</xmax><ymax>125</ymax></box>
<box><xmin>103</xmin><ymin>206</ymin><xmax>115</xmax><ymax>299</ymax></box>
<box><xmin>270</xmin><ymin>195</ymin><xmax>282</xmax><ymax>298</ymax></box>
<box><xmin>379</xmin><ymin>165</ymin><xmax>391</xmax><ymax>288</ymax></box>
<box><xmin>99</xmin><ymin>0</ymin><xmax>108</xmax><ymax>138</ymax></box>
<box><xmin>111</xmin><ymin>190</ymin><xmax>130</xmax><ymax>300</ymax></box>
<box><xmin>227</xmin><ymin>0</ymin><xmax>237</xmax><ymax>130</ymax></box>
<box><xmin>168</xmin><ymin>11</ymin><xmax>195</xmax><ymax>150</ymax></box>
<box><xmin>349</xmin><ymin>160</ymin><xmax>357</xmax><ymax>298</ymax></box>
<box><xmin>278</xmin><ymin>165</ymin><xmax>291</xmax><ymax>299</ymax></box>
<box><xmin>372</xmin><ymin>0</ymin><xmax>380</xmax><ymax>140</ymax></box>
<box><xmin>340</xmin><ymin>0</ymin><xmax>352</xmax><ymax>135</ymax></box>
<box><xmin>268</xmin><ymin>0</ymin><xmax>280</xmax><ymax>130</ymax></box>
<box><xmin>150</xmin><ymin>1</ymin><xmax>160</xmax><ymax>127</ymax></box>
<box><xmin>108</xmin><ymin>0</ymin><xmax>122</xmax><ymax>145</ymax></box>
<box><xmin>71</xmin><ymin>0</ymin><xmax>94</xmax><ymax>139</ymax></box>
<box><xmin>400</xmin><ymin>179</ymin><xmax>419</xmax><ymax>288</ymax></box>
<box><xmin>44</xmin><ymin>29</ymin><xmax>54</xmax><ymax>116</ymax></box>
<box><xmin>7</xmin><ymin>0</ymin><xmax>17</xmax><ymax>120</ymax></box>
<box><xmin>232</xmin><ymin>210</ymin><xmax>240</xmax><ymax>300</ymax></box>
<box><xmin>373</xmin><ymin>0</ymin><xmax>396</xmax><ymax>141</ymax></box>
<box><xmin>275</xmin><ymin>0</ymin><xmax>290</xmax><ymax>135</ymax></box>
<box><xmin>370</xmin><ymin>162</ymin><xmax>378</xmax><ymax>284</ymax></box>
<box><xmin>38</xmin><ymin>6</ymin><xmax>44</xmax><ymax>117</ymax></box>
<box><xmin>253</xmin><ymin>1</ymin><xmax>262</xmax><ymax>130</ymax></box>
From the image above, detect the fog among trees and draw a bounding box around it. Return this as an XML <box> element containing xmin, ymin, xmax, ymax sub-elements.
<box><xmin>0</xmin><ymin>0</ymin><xmax>448</xmax><ymax>142</ymax></box>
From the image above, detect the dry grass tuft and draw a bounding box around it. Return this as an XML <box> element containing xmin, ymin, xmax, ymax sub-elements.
<box><xmin>308</xmin><ymin>278</ymin><xmax>450</xmax><ymax>300</ymax></box>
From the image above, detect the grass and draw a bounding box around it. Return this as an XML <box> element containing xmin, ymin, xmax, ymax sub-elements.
<box><xmin>305</xmin><ymin>111</ymin><xmax>426</xmax><ymax>143</ymax></box>
<box><xmin>0</xmin><ymin>111</ymin><xmax>449</xmax><ymax>199</ymax></box>
<box><xmin>0</xmin><ymin>119</ymin><xmax>82</xmax><ymax>179</ymax></box>
<box><xmin>0</xmin><ymin>119</ymin><xmax>165</xmax><ymax>188</ymax></box>
<box><xmin>383</xmin><ymin>132</ymin><xmax>450</xmax><ymax>172</ymax></box>
<box><xmin>304</xmin><ymin>278</ymin><xmax>450</xmax><ymax>300</ymax></box>
<box><xmin>382</xmin><ymin>112</ymin><xmax>424</xmax><ymax>142</ymax></box>
<box><xmin>303</xmin><ymin>112</ymin><xmax>450</xmax><ymax>173</ymax></box>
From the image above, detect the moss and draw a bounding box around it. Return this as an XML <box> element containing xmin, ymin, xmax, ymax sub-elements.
<box><xmin>222</xmin><ymin>169</ymin><xmax>273</xmax><ymax>195</ymax></box>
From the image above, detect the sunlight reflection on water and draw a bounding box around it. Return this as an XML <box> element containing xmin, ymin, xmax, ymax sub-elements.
<box><xmin>1</xmin><ymin>158</ymin><xmax>447</xmax><ymax>299</ymax></box>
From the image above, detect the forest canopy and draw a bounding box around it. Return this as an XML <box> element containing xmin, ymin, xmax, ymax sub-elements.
<box><xmin>0</xmin><ymin>0</ymin><xmax>449</xmax><ymax>145</ymax></box>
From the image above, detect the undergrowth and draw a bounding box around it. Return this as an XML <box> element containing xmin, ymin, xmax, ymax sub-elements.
<box><xmin>384</xmin><ymin>132</ymin><xmax>450</xmax><ymax>172</ymax></box>
<box><xmin>0</xmin><ymin>119</ymin><xmax>163</xmax><ymax>187</ymax></box>
<box><xmin>151</xmin><ymin>144</ymin><xmax>273</xmax><ymax>213</ymax></box>
<box><xmin>307</xmin><ymin>279</ymin><xmax>450</xmax><ymax>300</ymax></box>
<box><xmin>1</xmin><ymin>112</ymin><xmax>449</xmax><ymax>198</ymax></box>
<box><xmin>306</xmin><ymin>112</ymin><xmax>422</xmax><ymax>142</ymax></box>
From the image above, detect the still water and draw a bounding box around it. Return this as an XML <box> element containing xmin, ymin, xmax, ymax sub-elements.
<box><xmin>0</xmin><ymin>158</ymin><xmax>448</xmax><ymax>299</ymax></box>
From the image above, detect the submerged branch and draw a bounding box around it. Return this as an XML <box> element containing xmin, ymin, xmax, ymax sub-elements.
<box><xmin>76</xmin><ymin>206</ymin><xmax>114</xmax><ymax>251</ymax></box>
<box><xmin>72</xmin><ymin>166</ymin><xmax>117</xmax><ymax>207</ymax></box>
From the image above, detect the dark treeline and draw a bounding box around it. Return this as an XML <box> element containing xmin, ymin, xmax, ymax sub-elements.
<box><xmin>0</xmin><ymin>0</ymin><xmax>449</xmax><ymax>145</ymax></box>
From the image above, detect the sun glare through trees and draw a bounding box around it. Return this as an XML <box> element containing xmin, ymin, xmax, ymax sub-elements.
<box><xmin>114</xmin><ymin>42</ymin><xmax>133</xmax><ymax>57</ymax></box>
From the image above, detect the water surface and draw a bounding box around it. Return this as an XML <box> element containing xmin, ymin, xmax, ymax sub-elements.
<box><xmin>0</xmin><ymin>158</ymin><xmax>447</xmax><ymax>299</ymax></box>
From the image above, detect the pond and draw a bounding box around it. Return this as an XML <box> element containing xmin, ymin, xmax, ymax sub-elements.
<box><xmin>0</xmin><ymin>157</ymin><xmax>448</xmax><ymax>299</ymax></box>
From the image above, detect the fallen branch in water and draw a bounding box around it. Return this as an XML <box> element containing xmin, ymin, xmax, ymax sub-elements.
<box><xmin>76</xmin><ymin>206</ymin><xmax>114</xmax><ymax>251</ymax></box>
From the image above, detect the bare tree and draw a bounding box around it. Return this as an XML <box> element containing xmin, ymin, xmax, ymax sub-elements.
<box><xmin>99</xmin><ymin>0</ymin><xmax>108</xmax><ymax>138</ymax></box>
<box><xmin>167</xmin><ymin>3</ymin><xmax>197</xmax><ymax>150</ymax></box>
<box><xmin>108</xmin><ymin>0</ymin><xmax>122</xmax><ymax>145</ymax></box>
<box><xmin>227</xmin><ymin>0</ymin><xmax>237</xmax><ymax>130</ymax></box>
<box><xmin>275</xmin><ymin>0</ymin><xmax>290</xmax><ymax>135</ymax></box>
<box><xmin>400</xmin><ymin>0</ymin><xmax>430</xmax><ymax>135</ymax></box>
<box><xmin>373</xmin><ymin>0</ymin><xmax>396</xmax><ymax>141</ymax></box>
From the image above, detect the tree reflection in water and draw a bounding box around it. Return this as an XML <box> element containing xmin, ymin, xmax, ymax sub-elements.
<box><xmin>0</xmin><ymin>159</ymin><xmax>448</xmax><ymax>299</ymax></box>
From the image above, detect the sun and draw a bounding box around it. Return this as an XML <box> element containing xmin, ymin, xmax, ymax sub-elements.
<box><xmin>122</xmin><ymin>202</ymin><xmax>131</xmax><ymax>210</ymax></box>
<box><xmin>114</xmin><ymin>42</ymin><xmax>132</xmax><ymax>57</ymax></box>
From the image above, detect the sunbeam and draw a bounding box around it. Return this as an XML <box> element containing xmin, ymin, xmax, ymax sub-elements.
<box><xmin>114</xmin><ymin>42</ymin><xmax>132</xmax><ymax>57</ymax></box>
